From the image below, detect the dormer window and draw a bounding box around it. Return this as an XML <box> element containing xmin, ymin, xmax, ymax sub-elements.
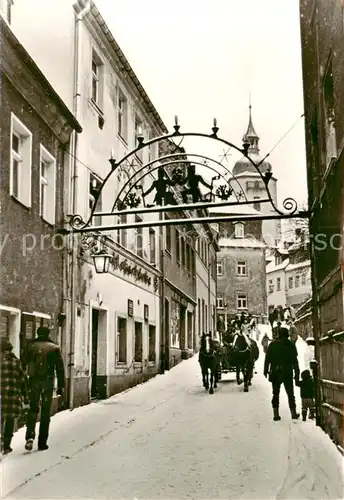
<box><xmin>234</xmin><ymin>222</ymin><xmax>244</xmax><ymax>239</ymax></box>
<box><xmin>275</xmin><ymin>255</ymin><xmax>283</xmax><ymax>266</ymax></box>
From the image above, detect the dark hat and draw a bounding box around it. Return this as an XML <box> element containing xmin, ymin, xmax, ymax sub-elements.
<box><xmin>301</xmin><ymin>369</ymin><xmax>311</xmax><ymax>379</ymax></box>
<box><xmin>37</xmin><ymin>326</ymin><xmax>50</xmax><ymax>338</ymax></box>
<box><xmin>0</xmin><ymin>336</ymin><xmax>13</xmax><ymax>351</ymax></box>
<box><xmin>278</xmin><ymin>327</ymin><xmax>289</xmax><ymax>340</ymax></box>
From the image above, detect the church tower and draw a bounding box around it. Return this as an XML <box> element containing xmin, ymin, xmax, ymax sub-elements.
<box><xmin>232</xmin><ymin>105</ymin><xmax>281</xmax><ymax>247</ymax></box>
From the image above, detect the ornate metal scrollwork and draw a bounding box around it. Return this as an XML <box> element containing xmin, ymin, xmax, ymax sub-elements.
<box><xmin>280</xmin><ymin>197</ymin><xmax>298</xmax><ymax>215</ymax></box>
<box><xmin>64</xmin><ymin>119</ymin><xmax>308</xmax><ymax>234</ymax></box>
<box><xmin>69</xmin><ymin>214</ymin><xmax>86</xmax><ymax>231</ymax></box>
<box><xmin>216</xmin><ymin>184</ymin><xmax>233</xmax><ymax>201</ymax></box>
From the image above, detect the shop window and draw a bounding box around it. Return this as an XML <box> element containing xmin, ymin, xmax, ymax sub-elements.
<box><xmin>148</xmin><ymin>325</ymin><xmax>156</xmax><ymax>362</ymax></box>
<box><xmin>134</xmin><ymin>321</ymin><xmax>143</xmax><ymax>362</ymax></box>
<box><xmin>117</xmin><ymin>317</ymin><xmax>127</xmax><ymax>363</ymax></box>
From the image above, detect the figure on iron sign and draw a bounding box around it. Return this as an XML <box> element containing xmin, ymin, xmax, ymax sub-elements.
<box><xmin>180</xmin><ymin>165</ymin><xmax>212</xmax><ymax>203</ymax></box>
<box><xmin>142</xmin><ymin>166</ymin><xmax>176</xmax><ymax>206</ymax></box>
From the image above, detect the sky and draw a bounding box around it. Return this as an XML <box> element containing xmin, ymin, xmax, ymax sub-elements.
<box><xmin>96</xmin><ymin>0</ymin><xmax>308</xmax><ymax>208</ymax></box>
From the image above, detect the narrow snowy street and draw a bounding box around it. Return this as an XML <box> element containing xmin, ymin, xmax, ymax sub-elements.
<box><xmin>2</xmin><ymin>344</ymin><xmax>343</xmax><ymax>500</ymax></box>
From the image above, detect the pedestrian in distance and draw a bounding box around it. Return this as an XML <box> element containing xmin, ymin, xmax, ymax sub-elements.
<box><xmin>23</xmin><ymin>326</ymin><xmax>65</xmax><ymax>451</ymax></box>
<box><xmin>288</xmin><ymin>321</ymin><xmax>299</xmax><ymax>344</ymax></box>
<box><xmin>0</xmin><ymin>337</ymin><xmax>29</xmax><ymax>455</ymax></box>
<box><xmin>261</xmin><ymin>333</ymin><xmax>271</xmax><ymax>354</ymax></box>
<box><xmin>264</xmin><ymin>327</ymin><xmax>300</xmax><ymax>421</ymax></box>
<box><xmin>296</xmin><ymin>369</ymin><xmax>315</xmax><ymax>421</ymax></box>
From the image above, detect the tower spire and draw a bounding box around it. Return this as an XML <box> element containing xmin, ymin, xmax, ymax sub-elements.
<box><xmin>243</xmin><ymin>96</ymin><xmax>260</xmax><ymax>154</ymax></box>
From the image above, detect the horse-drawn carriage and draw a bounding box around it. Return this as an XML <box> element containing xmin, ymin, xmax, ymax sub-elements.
<box><xmin>199</xmin><ymin>320</ymin><xmax>260</xmax><ymax>394</ymax></box>
<box><xmin>218</xmin><ymin>332</ymin><xmax>237</xmax><ymax>376</ymax></box>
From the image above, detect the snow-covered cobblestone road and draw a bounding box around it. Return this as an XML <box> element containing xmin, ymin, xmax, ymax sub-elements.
<box><xmin>2</xmin><ymin>342</ymin><xmax>344</xmax><ymax>499</ymax></box>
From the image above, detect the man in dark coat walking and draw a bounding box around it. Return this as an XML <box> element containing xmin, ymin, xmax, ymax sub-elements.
<box><xmin>23</xmin><ymin>326</ymin><xmax>65</xmax><ymax>451</ymax></box>
<box><xmin>264</xmin><ymin>327</ymin><xmax>300</xmax><ymax>421</ymax></box>
<box><xmin>1</xmin><ymin>337</ymin><xmax>28</xmax><ymax>454</ymax></box>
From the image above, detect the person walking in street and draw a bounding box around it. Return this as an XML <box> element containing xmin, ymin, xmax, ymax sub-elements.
<box><xmin>288</xmin><ymin>320</ymin><xmax>299</xmax><ymax>344</ymax></box>
<box><xmin>296</xmin><ymin>369</ymin><xmax>315</xmax><ymax>421</ymax></box>
<box><xmin>1</xmin><ymin>337</ymin><xmax>29</xmax><ymax>455</ymax></box>
<box><xmin>264</xmin><ymin>327</ymin><xmax>300</xmax><ymax>421</ymax></box>
<box><xmin>23</xmin><ymin>326</ymin><xmax>65</xmax><ymax>451</ymax></box>
<box><xmin>261</xmin><ymin>333</ymin><xmax>271</xmax><ymax>354</ymax></box>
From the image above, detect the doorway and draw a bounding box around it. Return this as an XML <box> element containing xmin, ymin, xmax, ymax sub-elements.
<box><xmin>91</xmin><ymin>308</ymin><xmax>99</xmax><ymax>399</ymax></box>
<box><xmin>164</xmin><ymin>298</ymin><xmax>170</xmax><ymax>369</ymax></box>
<box><xmin>187</xmin><ymin>311</ymin><xmax>193</xmax><ymax>350</ymax></box>
<box><xmin>180</xmin><ymin>305</ymin><xmax>186</xmax><ymax>350</ymax></box>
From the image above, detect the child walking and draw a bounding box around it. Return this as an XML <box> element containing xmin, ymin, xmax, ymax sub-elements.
<box><xmin>297</xmin><ymin>369</ymin><xmax>315</xmax><ymax>421</ymax></box>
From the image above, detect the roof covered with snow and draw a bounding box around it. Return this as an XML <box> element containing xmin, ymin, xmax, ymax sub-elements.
<box><xmin>209</xmin><ymin>203</ymin><xmax>261</xmax><ymax>216</ymax></box>
<box><xmin>219</xmin><ymin>237</ymin><xmax>266</xmax><ymax>249</ymax></box>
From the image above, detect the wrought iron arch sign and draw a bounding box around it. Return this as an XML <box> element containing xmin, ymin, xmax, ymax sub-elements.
<box><xmin>64</xmin><ymin>118</ymin><xmax>309</xmax><ymax>235</ymax></box>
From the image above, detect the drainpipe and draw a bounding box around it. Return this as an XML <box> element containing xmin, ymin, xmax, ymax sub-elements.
<box><xmin>208</xmin><ymin>242</ymin><xmax>211</xmax><ymax>333</ymax></box>
<box><xmin>310</xmin><ymin>21</ymin><xmax>324</xmax><ymax>428</ymax></box>
<box><xmin>69</xmin><ymin>0</ymin><xmax>91</xmax><ymax>410</ymax></box>
<box><xmin>159</xmin><ymin>214</ymin><xmax>166</xmax><ymax>374</ymax></box>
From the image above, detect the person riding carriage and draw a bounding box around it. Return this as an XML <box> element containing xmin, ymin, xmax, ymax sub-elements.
<box><xmin>215</xmin><ymin>314</ymin><xmax>259</xmax><ymax>392</ymax></box>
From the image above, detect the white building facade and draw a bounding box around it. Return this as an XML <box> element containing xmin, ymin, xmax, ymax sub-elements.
<box><xmin>10</xmin><ymin>0</ymin><xmax>168</xmax><ymax>406</ymax></box>
<box><xmin>195</xmin><ymin>226</ymin><xmax>218</xmax><ymax>345</ymax></box>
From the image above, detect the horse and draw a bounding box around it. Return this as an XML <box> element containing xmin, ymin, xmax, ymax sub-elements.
<box><xmin>247</xmin><ymin>338</ymin><xmax>260</xmax><ymax>385</ymax></box>
<box><xmin>198</xmin><ymin>333</ymin><xmax>218</xmax><ymax>394</ymax></box>
<box><xmin>231</xmin><ymin>331</ymin><xmax>252</xmax><ymax>392</ymax></box>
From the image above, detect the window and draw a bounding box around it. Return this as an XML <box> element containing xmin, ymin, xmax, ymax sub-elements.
<box><xmin>216</xmin><ymin>294</ymin><xmax>224</xmax><ymax>308</ymax></box>
<box><xmin>116</xmin><ymin>213</ymin><xmax>127</xmax><ymax>247</ymax></box>
<box><xmin>149</xmin><ymin>228</ymin><xmax>156</xmax><ymax>265</ymax></box>
<box><xmin>148</xmin><ymin>325</ymin><xmax>156</xmax><ymax>362</ymax></box>
<box><xmin>89</xmin><ymin>173</ymin><xmax>102</xmax><ymax>226</ymax></box>
<box><xmin>10</xmin><ymin>114</ymin><xmax>32</xmax><ymax>207</ymax></box>
<box><xmin>191</xmin><ymin>247</ymin><xmax>195</xmax><ymax>276</ymax></box>
<box><xmin>91</xmin><ymin>51</ymin><xmax>103</xmax><ymax>109</ymax></box>
<box><xmin>288</xmin><ymin>276</ymin><xmax>293</xmax><ymax>289</ymax></box>
<box><xmin>295</xmin><ymin>275</ymin><xmax>300</xmax><ymax>288</ymax></box>
<box><xmin>237</xmin><ymin>293</ymin><xmax>248</xmax><ymax>310</ymax></box>
<box><xmin>198</xmin><ymin>298</ymin><xmax>201</xmax><ymax>335</ymax></box>
<box><xmin>74</xmin><ymin>308</ymin><xmax>83</xmax><ymax>367</ymax></box>
<box><xmin>276</xmin><ymin>277</ymin><xmax>281</xmax><ymax>291</ymax></box>
<box><xmin>176</xmin><ymin>230</ymin><xmax>180</xmax><ymax>262</ymax></box>
<box><xmin>148</xmin><ymin>131</ymin><xmax>155</xmax><ymax>163</ymax></box>
<box><xmin>237</xmin><ymin>261</ymin><xmax>247</xmax><ymax>276</ymax></box>
<box><xmin>323</xmin><ymin>58</ymin><xmax>337</xmax><ymax>169</ymax></box>
<box><xmin>186</xmin><ymin>243</ymin><xmax>191</xmax><ymax>272</ymax></box>
<box><xmin>135</xmin><ymin>215</ymin><xmax>143</xmax><ymax>257</ymax></box>
<box><xmin>39</xmin><ymin>145</ymin><xmax>56</xmax><ymax>225</ymax></box>
<box><xmin>135</xmin><ymin>115</ymin><xmax>143</xmax><ymax>162</ymax></box>
<box><xmin>118</xmin><ymin>90</ymin><xmax>127</xmax><ymax>141</ymax></box>
<box><xmin>301</xmin><ymin>273</ymin><xmax>306</xmax><ymax>286</ymax></box>
<box><xmin>217</xmin><ymin>260</ymin><xmax>223</xmax><ymax>276</ymax></box>
<box><xmin>234</xmin><ymin>222</ymin><xmax>244</xmax><ymax>238</ymax></box>
<box><xmin>165</xmin><ymin>220</ymin><xmax>171</xmax><ymax>253</ymax></box>
<box><xmin>0</xmin><ymin>0</ymin><xmax>13</xmax><ymax>23</ymax></box>
<box><xmin>181</xmin><ymin>237</ymin><xmax>186</xmax><ymax>267</ymax></box>
<box><xmin>275</xmin><ymin>255</ymin><xmax>283</xmax><ymax>266</ymax></box>
<box><xmin>268</xmin><ymin>279</ymin><xmax>274</xmax><ymax>294</ymax></box>
<box><xmin>134</xmin><ymin>321</ymin><xmax>143</xmax><ymax>362</ymax></box>
<box><xmin>117</xmin><ymin>317</ymin><xmax>127</xmax><ymax>363</ymax></box>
